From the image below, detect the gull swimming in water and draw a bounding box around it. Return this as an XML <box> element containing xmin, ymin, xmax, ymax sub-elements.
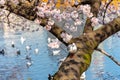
<box><xmin>34</xmin><ymin>48</ymin><xmax>39</xmax><ymax>54</ymax></box>
<box><xmin>11</xmin><ymin>41</ymin><xmax>15</xmax><ymax>48</ymax></box>
<box><xmin>26</xmin><ymin>45</ymin><xmax>31</xmax><ymax>51</ymax></box>
<box><xmin>26</xmin><ymin>61</ymin><xmax>32</xmax><ymax>68</ymax></box>
<box><xmin>20</xmin><ymin>36</ymin><xmax>26</xmax><ymax>44</ymax></box>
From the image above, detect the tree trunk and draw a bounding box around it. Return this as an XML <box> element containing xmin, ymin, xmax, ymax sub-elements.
<box><xmin>1</xmin><ymin>0</ymin><xmax>120</xmax><ymax>80</ymax></box>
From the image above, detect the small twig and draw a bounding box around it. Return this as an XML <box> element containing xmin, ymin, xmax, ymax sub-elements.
<box><xmin>6</xmin><ymin>11</ymin><xmax>11</xmax><ymax>27</ymax></box>
<box><xmin>96</xmin><ymin>48</ymin><xmax>120</xmax><ymax>66</ymax></box>
<box><xmin>102</xmin><ymin>0</ymin><xmax>113</xmax><ymax>24</ymax></box>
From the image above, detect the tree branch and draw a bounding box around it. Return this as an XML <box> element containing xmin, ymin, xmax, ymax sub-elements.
<box><xmin>96</xmin><ymin>48</ymin><xmax>120</xmax><ymax>66</ymax></box>
<box><xmin>102</xmin><ymin>0</ymin><xmax>113</xmax><ymax>25</ymax></box>
<box><xmin>94</xmin><ymin>16</ymin><xmax>120</xmax><ymax>43</ymax></box>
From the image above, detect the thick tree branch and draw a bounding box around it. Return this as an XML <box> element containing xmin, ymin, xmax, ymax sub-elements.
<box><xmin>94</xmin><ymin>16</ymin><xmax>120</xmax><ymax>43</ymax></box>
<box><xmin>96</xmin><ymin>48</ymin><xmax>120</xmax><ymax>66</ymax></box>
<box><xmin>5</xmin><ymin>0</ymin><xmax>39</xmax><ymax>20</ymax></box>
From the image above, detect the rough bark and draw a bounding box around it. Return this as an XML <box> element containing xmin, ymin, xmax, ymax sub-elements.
<box><xmin>1</xmin><ymin>0</ymin><xmax>120</xmax><ymax>80</ymax></box>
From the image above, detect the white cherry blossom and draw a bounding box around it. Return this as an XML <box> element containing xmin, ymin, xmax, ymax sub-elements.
<box><xmin>71</xmin><ymin>11</ymin><xmax>79</xmax><ymax>19</ymax></box>
<box><xmin>64</xmin><ymin>23</ymin><xmax>70</xmax><ymax>28</ymax></box>
<box><xmin>60</xmin><ymin>32</ymin><xmax>72</xmax><ymax>43</ymax></box>
<box><xmin>34</xmin><ymin>18</ymin><xmax>41</xmax><ymax>24</ymax></box>
<box><xmin>45</xmin><ymin>25</ymin><xmax>52</xmax><ymax>31</ymax></box>
<box><xmin>70</xmin><ymin>25</ymin><xmax>77</xmax><ymax>32</ymax></box>
<box><xmin>48</xmin><ymin>42</ymin><xmax>60</xmax><ymax>49</ymax></box>
<box><xmin>48</xmin><ymin>19</ymin><xmax>54</xmax><ymax>26</ymax></box>
<box><xmin>0</xmin><ymin>0</ymin><xmax>5</xmax><ymax>5</ymax></box>
<box><xmin>36</xmin><ymin>12</ymin><xmax>45</xmax><ymax>18</ymax></box>
<box><xmin>91</xmin><ymin>17</ymin><xmax>99</xmax><ymax>26</ymax></box>
<box><xmin>74</xmin><ymin>19</ymin><xmax>82</xmax><ymax>25</ymax></box>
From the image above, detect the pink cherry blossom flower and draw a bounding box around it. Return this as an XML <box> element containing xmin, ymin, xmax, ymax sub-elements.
<box><xmin>0</xmin><ymin>0</ymin><xmax>5</xmax><ymax>5</ymax></box>
<box><xmin>44</xmin><ymin>10</ymin><xmax>52</xmax><ymax>17</ymax></box>
<box><xmin>86</xmin><ymin>12</ymin><xmax>93</xmax><ymax>18</ymax></box>
<box><xmin>74</xmin><ymin>19</ymin><xmax>82</xmax><ymax>25</ymax></box>
<box><xmin>53</xmin><ymin>13</ymin><xmax>62</xmax><ymax>22</ymax></box>
<box><xmin>48</xmin><ymin>38</ymin><xmax>61</xmax><ymax>49</ymax></box>
<box><xmin>82</xmin><ymin>5</ymin><xmax>91</xmax><ymax>14</ymax></box>
<box><xmin>36</xmin><ymin>12</ymin><xmax>45</xmax><ymax>18</ymax></box>
<box><xmin>70</xmin><ymin>25</ymin><xmax>77</xmax><ymax>32</ymax></box>
<box><xmin>60</xmin><ymin>32</ymin><xmax>72</xmax><ymax>43</ymax></box>
<box><xmin>71</xmin><ymin>11</ymin><xmax>79</xmax><ymax>19</ymax></box>
<box><xmin>34</xmin><ymin>18</ymin><xmax>41</xmax><ymax>24</ymax></box>
<box><xmin>52</xmin><ymin>9</ymin><xmax>60</xmax><ymax>15</ymax></box>
<box><xmin>48</xmin><ymin>42</ymin><xmax>60</xmax><ymax>49</ymax></box>
<box><xmin>45</xmin><ymin>25</ymin><xmax>52</xmax><ymax>31</ymax></box>
<box><xmin>48</xmin><ymin>19</ymin><xmax>54</xmax><ymax>26</ymax></box>
<box><xmin>91</xmin><ymin>17</ymin><xmax>99</xmax><ymax>26</ymax></box>
<box><xmin>41</xmin><ymin>2</ymin><xmax>47</xmax><ymax>7</ymax></box>
<box><xmin>64</xmin><ymin>23</ymin><xmax>70</xmax><ymax>28</ymax></box>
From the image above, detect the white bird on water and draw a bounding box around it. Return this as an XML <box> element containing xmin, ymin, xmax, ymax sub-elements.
<box><xmin>11</xmin><ymin>41</ymin><xmax>15</xmax><ymax>48</ymax></box>
<box><xmin>26</xmin><ymin>45</ymin><xmax>31</xmax><ymax>51</ymax></box>
<box><xmin>20</xmin><ymin>36</ymin><xmax>26</xmax><ymax>44</ymax></box>
<box><xmin>47</xmin><ymin>37</ymin><xmax>52</xmax><ymax>43</ymax></box>
<box><xmin>34</xmin><ymin>48</ymin><xmax>39</xmax><ymax>54</ymax></box>
<box><xmin>26</xmin><ymin>61</ymin><xmax>32</xmax><ymax>68</ymax></box>
<box><xmin>52</xmin><ymin>50</ymin><xmax>60</xmax><ymax>55</ymax></box>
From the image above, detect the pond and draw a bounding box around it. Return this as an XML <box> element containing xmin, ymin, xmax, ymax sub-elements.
<box><xmin>0</xmin><ymin>24</ymin><xmax>120</xmax><ymax>80</ymax></box>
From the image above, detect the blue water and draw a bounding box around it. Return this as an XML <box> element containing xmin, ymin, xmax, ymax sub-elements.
<box><xmin>0</xmin><ymin>26</ymin><xmax>120</xmax><ymax>80</ymax></box>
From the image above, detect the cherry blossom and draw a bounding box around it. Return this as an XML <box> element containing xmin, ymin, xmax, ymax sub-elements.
<box><xmin>60</xmin><ymin>32</ymin><xmax>72</xmax><ymax>43</ymax></box>
<box><xmin>91</xmin><ymin>17</ymin><xmax>99</xmax><ymax>26</ymax></box>
<box><xmin>71</xmin><ymin>11</ymin><xmax>79</xmax><ymax>19</ymax></box>
<box><xmin>48</xmin><ymin>19</ymin><xmax>54</xmax><ymax>26</ymax></box>
<box><xmin>34</xmin><ymin>18</ymin><xmax>41</xmax><ymax>24</ymax></box>
<box><xmin>74</xmin><ymin>19</ymin><xmax>82</xmax><ymax>25</ymax></box>
<box><xmin>61</xmin><ymin>12</ymin><xmax>71</xmax><ymax>20</ymax></box>
<box><xmin>53</xmin><ymin>13</ymin><xmax>62</xmax><ymax>22</ymax></box>
<box><xmin>0</xmin><ymin>0</ymin><xmax>5</xmax><ymax>5</ymax></box>
<box><xmin>41</xmin><ymin>2</ymin><xmax>47</xmax><ymax>8</ymax></box>
<box><xmin>64</xmin><ymin>23</ymin><xmax>70</xmax><ymax>28</ymax></box>
<box><xmin>70</xmin><ymin>25</ymin><xmax>77</xmax><ymax>32</ymax></box>
<box><xmin>45</xmin><ymin>25</ymin><xmax>52</xmax><ymax>31</ymax></box>
<box><xmin>48</xmin><ymin>38</ymin><xmax>61</xmax><ymax>49</ymax></box>
<box><xmin>86</xmin><ymin>12</ymin><xmax>93</xmax><ymax>18</ymax></box>
<box><xmin>52</xmin><ymin>9</ymin><xmax>61</xmax><ymax>15</ymax></box>
<box><xmin>36</xmin><ymin>12</ymin><xmax>45</xmax><ymax>18</ymax></box>
<box><xmin>81</xmin><ymin>5</ymin><xmax>91</xmax><ymax>14</ymax></box>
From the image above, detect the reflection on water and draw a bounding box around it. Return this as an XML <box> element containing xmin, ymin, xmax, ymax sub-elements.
<box><xmin>86</xmin><ymin>35</ymin><xmax>120</xmax><ymax>80</ymax></box>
